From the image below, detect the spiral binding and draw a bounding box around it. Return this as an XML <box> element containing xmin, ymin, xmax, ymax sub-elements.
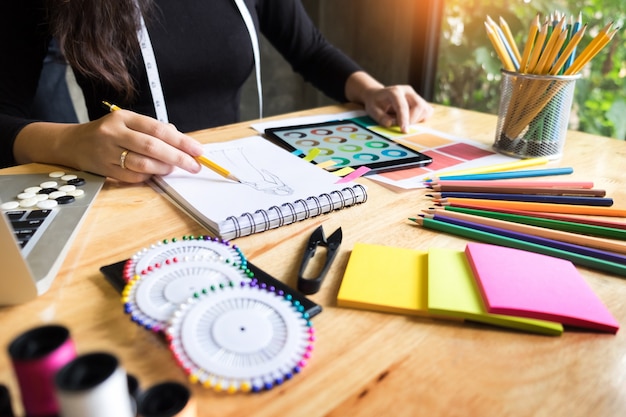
<box><xmin>223</xmin><ymin>185</ymin><xmax>367</xmax><ymax>239</ymax></box>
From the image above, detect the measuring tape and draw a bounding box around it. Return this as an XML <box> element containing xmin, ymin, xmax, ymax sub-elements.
<box><xmin>136</xmin><ymin>0</ymin><xmax>263</xmax><ymax>123</ymax></box>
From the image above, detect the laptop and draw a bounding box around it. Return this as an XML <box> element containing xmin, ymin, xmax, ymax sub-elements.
<box><xmin>0</xmin><ymin>171</ymin><xmax>105</xmax><ymax>305</ymax></box>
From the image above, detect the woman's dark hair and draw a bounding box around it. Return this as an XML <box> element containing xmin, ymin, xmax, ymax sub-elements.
<box><xmin>46</xmin><ymin>0</ymin><xmax>153</xmax><ymax>100</ymax></box>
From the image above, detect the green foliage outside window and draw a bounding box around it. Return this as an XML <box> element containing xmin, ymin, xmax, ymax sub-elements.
<box><xmin>435</xmin><ymin>0</ymin><xmax>626</xmax><ymax>139</ymax></box>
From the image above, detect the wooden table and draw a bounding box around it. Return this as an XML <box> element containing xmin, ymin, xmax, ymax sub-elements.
<box><xmin>2</xmin><ymin>104</ymin><xmax>625</xmax><ymax>417</ymax></box>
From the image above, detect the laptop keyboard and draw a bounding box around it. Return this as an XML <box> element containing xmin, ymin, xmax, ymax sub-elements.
<box><xmin>5</xmin><ymin>209</ymin><xmax>58</xmax><ymax>254</ymax></box>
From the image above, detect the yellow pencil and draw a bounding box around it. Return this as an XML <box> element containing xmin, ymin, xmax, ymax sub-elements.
<box><xmin>525</xmin><ymin>22</ymin><xmax>549</xmax><ymax>74</ymax></box>
<box><xmin>484</xmin><ymin>21</ymin><xmax>516</xmax><ymax>71</ymax></box>
<box><xmin>499</xmin><ymin>16</ymin><xmax>522</xmax><ymax>64</ymax></box>
<box><xmin>101</xmin><ymin>101</ymin><xmax>241</xmax><ymax>182</ymax></box>
<box><xmin>549</xmin><ymin>24</ymin><xmax>587</xmax><ymax>75</ymax></box>
<box><xmin>195</xmin><ymin>155</ymin><xmax>241</xmax><ymax>182</ymax></box>
<box><xmin>520</xmin><ymin>14</ymin><xmax>541</xmax><ymax>73</ymax></box>
<box><xmin>424</xmin><ymin>157</ymin><xmax>550</xmax><ymax>181</ymax></box>
<box><xmin>101</xmin><ymin>100</ymin><xmax>122</xmax><ymax>112</ymax></box>
<box><xmin>530</xmin><ymin>16</ymin><xmax>565</xmax><ymax>74</ymax></box>
<box><xmin>565</xmin><ymin>23</ymin><xmax>616</xmax><ymax>75</ymax></box>
<box><xmin>538</xmin><ymin>25</ymin><xmax>568</xmax><ymax>74</ymax></box>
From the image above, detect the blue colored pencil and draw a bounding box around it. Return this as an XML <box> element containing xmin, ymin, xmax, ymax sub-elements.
<box><xmin>428</xmin><ymin>192</ymin><xmax>613</xmax><ymax>206</ymax></box>
<box><xmin>434</xmin><ymin>167</ymin><xmax>574</xmax><ymax>181</ymax></box>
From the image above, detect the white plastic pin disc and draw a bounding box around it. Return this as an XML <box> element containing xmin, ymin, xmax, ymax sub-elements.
<box><xmin>123</xmin><ymin>260</ymin><xmax>250</xmax><ymax>331</ymax></box>
<box><xmin>49</xmin><ymin>171</ymin><xmax>66</xmax><ymax>178</ymax></box>
<box><xmin>124</xmin><ymin>237</ymin><xmax>247</xmax><ymax>282</ymax></box>
<box><xmin>167</xmin><ymin>283</ymin><xmax>314</xmax><ymax>393</ymax></box>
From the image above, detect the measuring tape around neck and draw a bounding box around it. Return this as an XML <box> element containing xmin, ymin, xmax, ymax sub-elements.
<box><xmin>136</xmin><ymin>0</ymin><xmax>263</xmax><ymax>124</ymax></box>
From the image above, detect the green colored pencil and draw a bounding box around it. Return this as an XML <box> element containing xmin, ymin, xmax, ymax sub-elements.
<box><xmin>409</xmin><ymin>216</ymin><xmax>626</xmax><ymax>277</ymax></box>
<box><xmin>441</xmin><ymin>206</ymin><xmax>626</xmax><ymax>241</ymax></box>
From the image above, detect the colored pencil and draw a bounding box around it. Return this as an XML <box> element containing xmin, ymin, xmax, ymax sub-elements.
<box><xmin>565</xmin><ymin>22</ymin><xmax>615</xmax><ymax>75</ymax></box>
<box><xmin>424</xmin><ymin>209</ymin><xmax>626</xmax><ymax>254</ymax></box>
<box><xmin>423</xmin><ymin>156</ymin><xmax>550</xmax><ymax>181</ymax></box>
<box><xmin>423</xmin><ymin>212</ymin><xmax>626</xmax><ymax>264</ymax></box>
<box><xmin>428</xmin><ymin>184</ymin><xmax>605</xmax><ymax>196</ymax></box>
<box><xmin>485</xmin><ymin>21</ymin><xmax>516</xmax><ymax>71</ymax></box>
<box><xmin>498</xmin><ymin>16</ymin><xmax>523</xmax><ymax>65</ymax></box>
<box><xmin>564</xmin><ymin>12</ymin><xmax>583</xmax><ymax>71</ymax></box>
<box><xmin>432</xmin><ymin>167</ymin><xmax>574</xmax><ymax>182</ymax></box>
<box><xmin>409</xmin><ymin>216</ymin><xmax>626</xmax><ymax>277</ymax></box>
<box><xmin>549</xmin><ymin>24</ymin><xmax>587</xmax><ymax>75</ymax></box>
<box><xmin>428</xmin><ymin>180</ymin><xmax>595</xmax><ymax>189</ymax></box>
<box><xmin>437</xmin><ymin>206</ymin><xmax>626</xmax><ymax>240</ymax></box>
<box><xmin>530</xmin><ymin>16</ymin><xmax>566</xmax><ymax>74</ymax></box>
<box><xmin>437</xmin><ymin>168</ymin><xmax>574</xmax><ymax>181</ymax></box>
<box><xmin>438</xmin><ymin>197</ymin><xmax>626</xmax><ymax>217</ymax></box>
<box><xmin>429</xmin><ymin>192</ymin><xmax>613</xmax><ymax>206</ymax></box>
<box><xmin>485</xmin><ymin>17</ymin><xmax>519</xmax><ymax>71</ymax></box>
<box><xmin>431</xmin><ymin>203</ymin><xmax>626</xmax><ymax>230</ymax></box>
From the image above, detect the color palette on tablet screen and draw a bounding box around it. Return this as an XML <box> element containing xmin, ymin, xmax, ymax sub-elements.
<box><xmin>267</xmin><ymin>120</ymin><xmax>432</xmax><ymax>173</ymax></box>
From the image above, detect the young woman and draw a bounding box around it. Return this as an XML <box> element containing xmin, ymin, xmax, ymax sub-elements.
<box><xmin>0</xmin><ymin>0</ymin><xmax>433</xmax><ymax>183</ymax></box>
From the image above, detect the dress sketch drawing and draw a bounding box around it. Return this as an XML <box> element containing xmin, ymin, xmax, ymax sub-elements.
<box><xmin>210</xmin><ymin>146</ymin><xmax>294</xmax><ymax>196</ymax></box>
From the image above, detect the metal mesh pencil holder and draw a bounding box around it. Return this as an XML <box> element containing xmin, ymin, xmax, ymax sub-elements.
<box><xmin>493</xmin><ymin>70</ymin><xmax>580</xmax><ymax>160</ymax></box>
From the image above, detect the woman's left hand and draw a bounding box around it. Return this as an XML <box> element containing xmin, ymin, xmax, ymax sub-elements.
<box><xmin>345</xmin><ymin>71</ymin><xmax>434</xmax><ymax>133</ymax></box>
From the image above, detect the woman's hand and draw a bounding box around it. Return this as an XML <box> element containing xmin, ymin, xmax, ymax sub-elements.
<box><xmin>14</xmin><ymin>110</ymin><xmax>203</xmax><ymax>183</ymax></box>
<box><xmin>345</xmin><ymin>71</ymin><xmax>434</xmax><ymax>133</ymax></box>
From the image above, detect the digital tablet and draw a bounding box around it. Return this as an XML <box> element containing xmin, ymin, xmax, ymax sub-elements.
<box><xmin>265</xmin><ymin>120</ymin><xmax>432</xmax><ymax>174</ymax></box>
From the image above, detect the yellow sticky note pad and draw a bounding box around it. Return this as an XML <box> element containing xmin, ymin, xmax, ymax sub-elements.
<box><xmin>337</xmin><ymin>243</ymin><xmax>428</xmax><ymax>316</ymax></box>
<box><xmin>428</xmin><ymin>248</ymin><xmax>563</xmax><ymax>335</ymax></box>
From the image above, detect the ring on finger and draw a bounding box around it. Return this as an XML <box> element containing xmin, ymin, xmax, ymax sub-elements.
<box><xmin>119</xmin><ymin>149</ymin><xmax>130</xmax><ymax>169</ymax></box>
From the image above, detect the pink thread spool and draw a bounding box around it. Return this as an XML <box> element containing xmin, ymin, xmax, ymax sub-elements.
<box><xmin>8</xmin><ymin>324</ymin><xmax>76</xmax><ymax>417</ymax></box>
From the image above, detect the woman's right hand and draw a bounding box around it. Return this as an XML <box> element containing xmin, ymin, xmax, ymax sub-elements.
<box><xmin>14</xmin><ymin>109</ymin><xmax>204</xmax><ymax>183</ymax></box>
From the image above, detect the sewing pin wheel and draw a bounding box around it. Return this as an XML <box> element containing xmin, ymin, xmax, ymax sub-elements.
<box><xmin>166</xmin><ymin>281</ymin><xmax>315</xmax><ymax>393</ymax></box>
<box><xmin>122</xmin><ymin>259</ymin><xmax>253</xmax><ymax>332</ymax></box>
<box><xmin>123</xmin><ymin>236</ymin><xmax>246</xmax><ymax>282</ymax></box>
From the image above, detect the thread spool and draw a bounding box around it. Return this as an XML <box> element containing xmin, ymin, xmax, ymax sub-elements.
<box><xmin>137</xmin><ymin>382</ymin><xmax>196</xmax><ymax>417</ymax></box>
<box><xmin>54</xmin><ymin>352</ymin><xmax>134</xmax><ymax>417</ymax></box>
<box><xmin>7</xmin><ymin>324</ymin><xmax>76</xmax><ymax>417</ymax></box>
<box><xmin>0</xmin><ymin>385</ymin><xmax>15</xmax><ymax>417</ymax></box>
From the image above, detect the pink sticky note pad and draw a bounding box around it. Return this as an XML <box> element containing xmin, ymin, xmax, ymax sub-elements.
<box><xmin>464</xmin><ymin>243</ymin><xmax>620</xmax><ymax>334</ymax></box>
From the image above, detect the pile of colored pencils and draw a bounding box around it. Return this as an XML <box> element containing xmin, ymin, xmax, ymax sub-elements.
<box><xmin>413</xmin><ymin>172</ymin><xmax>626</xmax><ymax>277</ymax></box>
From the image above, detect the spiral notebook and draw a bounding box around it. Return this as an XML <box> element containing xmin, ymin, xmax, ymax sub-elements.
<box><xmin>152</xmin><ymin>136</ymin><xmax>368</xmax><ymax>240</ymax></box>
